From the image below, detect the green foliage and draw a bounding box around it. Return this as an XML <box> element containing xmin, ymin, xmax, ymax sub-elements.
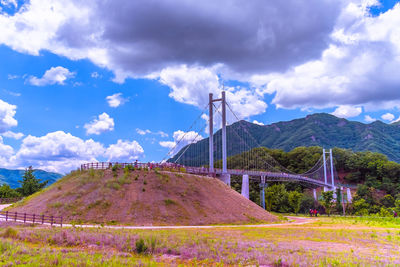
<box><xmin>0</xmin><ymin>184</ymin><xmax>21</xmax><ymax>198</ymax></box>
<box><xmin>265</xmin><ymin>184</ymin><xmax>290</xmax><ymax>213</ymax></box>
<box><xmin>164</xmin><ymin>199</ymin><xmax>177</xmax><ymax>205</ymax></box>
<box><xmin>18</xmin><ymin>166</ymin><xmax>48</xmax><ymax>197</ymax></box>
<box><xmin>381</xmin><ymin>195</ymin><xmax>395</xmax><ymax>208</ymax></box>
<box><xmin>288</xmin><ymin>191</ymin><xmax>302</xmax><ymax>215</ymax></box>
<box><xmin>135</xmin><ymin>238</ymin><xmax>148</xmax><ymax>254</ymax></box>
<box><xmin>353</xmin><ymin>199</ymin><xmax>370</xmax><ymax>216</ymax></box>
<box><xmin>320</xmin><ymin>191</ymin><xmax>334</xmax><ymax>216</ymax></box>
<box><xmin>1</xmin><ymin>227</ymin><xmax>18</xmax><ymax>238</ymax></box>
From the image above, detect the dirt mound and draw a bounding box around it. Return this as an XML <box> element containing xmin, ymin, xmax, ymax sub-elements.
<box><xmin>8</xmin><ymin>168</ymin><xmax>277</xmax><ymax>225</ymax></box>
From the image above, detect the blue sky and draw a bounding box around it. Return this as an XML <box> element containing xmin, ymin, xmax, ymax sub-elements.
<box><xmin>0</xmin><ymin>0</ymin><xmax>400</xmax><ymax>173</ymax></box>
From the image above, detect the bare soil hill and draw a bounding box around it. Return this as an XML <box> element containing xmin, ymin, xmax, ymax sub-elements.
<box><xmin>8</xmin><ymin>168</ymin><xmax>277</xmax><ymax>225</ymax></box>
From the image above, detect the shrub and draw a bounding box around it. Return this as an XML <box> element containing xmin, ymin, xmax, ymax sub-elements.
<box><xmin>135</xmin><ymin>238</ymin><xmax>148</xmax><ymax>254</ymax></box>
<box><xmin>164</xmin><ymin>199</ymin><xmax>176</xmax><ymax>205</ymax></box>
<box><xmin>112</xmin><ymin>164</ymin><xmax>121</xmax><ymax>172</ymax></box>
<box><xmin>1</xmin><ymin>227</ymin><xmax>18</xmax><ymax>239</ymax></box>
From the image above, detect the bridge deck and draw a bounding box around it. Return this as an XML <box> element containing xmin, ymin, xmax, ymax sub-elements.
<box><xmin>80</xmin><ymin>162</ymin><xmax>331</xmax><ymax>188</ymax></box>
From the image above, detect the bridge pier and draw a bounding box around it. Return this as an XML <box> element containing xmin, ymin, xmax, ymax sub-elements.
<box><xmin>313</xmin><ymin>189</ymin><xmax>317</xmax><ymax>201</ymax></box>
<box><xmin>260</xmin><ymin>176</ymin><xmax>266</xmax><ymax>209</ymax></box>
<box><xmin>347</xmin><ymin>187</ymin><xmax>352</xmax><ymax>203</ymax></box>
<box><xmin>241</xmin><ymin>174</ymin><xmax>249</xmax><ymax>199</ymax></box>
<box><xmin>219</xmin><ymin>173</ymin><xmax>231</xmax><ymax>186</ymax></box>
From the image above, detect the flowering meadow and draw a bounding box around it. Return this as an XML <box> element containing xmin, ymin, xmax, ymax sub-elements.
<box><xmin>1</xmin><ymin>216</ymin><xmax>400</xmax><ymax>266</ymax></box>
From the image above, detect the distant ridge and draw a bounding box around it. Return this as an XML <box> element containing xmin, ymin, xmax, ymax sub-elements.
<box><xmin>171</xmin><ymin>113</ymin><xmax>400</xmax><ymax>164</ymax></box>
<box><xmin>0</xmin><ymin>168</ymin><xmax>62</xmax><ymax>188</ymax></box>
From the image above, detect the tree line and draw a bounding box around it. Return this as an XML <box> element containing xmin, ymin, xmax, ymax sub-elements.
<box><xmin>227</xmin><ymin>146</ymin><xmax>400</xmax><ymax>216</ymax></box>
<box><xmin>0</xmin><ymin>166</ymin><xmax>48</xmax><ymax>199</ymax></box>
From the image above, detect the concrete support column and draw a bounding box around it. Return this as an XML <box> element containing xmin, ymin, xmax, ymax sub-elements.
<box><xmin>313</xmin><ymin>189</ymin><xmax>317</xmax><ymax>201</ymax></box>
<box><xmin>330</xmin><ymin>149</ymin><xmax>335</xmax><ymax>188</ymax></box>
<box><xmin>241</xmin><ymin>174</ymin><xmax>249</xmax><ymax>199</ymax></box>
<box><xmin>260</xmin><ymin>176</ymin><xmax>266</xmax><ymax>209</ymax></box>
<box><xmin>347</xmin><ymin>188</ymin><xmax>352</xmax><ymax>203</ymax></box>
<box><xmin>220</xmin><ymin>173</ymin><xmax>231</xmax><ymax>186</ymax></box>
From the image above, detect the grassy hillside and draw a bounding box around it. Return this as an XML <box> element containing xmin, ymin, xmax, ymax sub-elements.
<box><xmin>0</xmin><ymin>168</ymin><xmax>62</xmax><ymax>188</ymax></box>
<box><xmin>171</xmin><ymin>113</ymin><xmax>400</xmax><ymax>165</ymax></box>
<box><xmin>8</xmin><ymin>167</ymin><xmax>277</xmax><ymax>225</ymax></box>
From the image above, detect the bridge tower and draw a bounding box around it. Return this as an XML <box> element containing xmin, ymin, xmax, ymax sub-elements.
<box><xmin>208</xmin><ymin>91</ymin><xmax>230</xmax><ymax>185</ymax></box>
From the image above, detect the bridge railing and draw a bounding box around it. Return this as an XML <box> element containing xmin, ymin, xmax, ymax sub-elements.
<box><xmin>80</xmin><ymin>162</ymin><xmax>184</xmax><ymax>171</ymax></box>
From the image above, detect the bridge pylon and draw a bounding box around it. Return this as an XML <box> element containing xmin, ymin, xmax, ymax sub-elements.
<box><xmin>209</xmin><ymin>91</ymin><xmax>230</xmax><ymax>186</ymax></box>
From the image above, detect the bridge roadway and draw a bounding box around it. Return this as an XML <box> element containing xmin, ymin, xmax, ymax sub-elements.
<box><xmin>184</xmin><ymin>166</ymin><xmax>330</xmax><ymax>188</ymax></box>
<box><xmin>81</xmin><ymin>162</ymin><xmax>330</xmax><ymax>188</ymax></box>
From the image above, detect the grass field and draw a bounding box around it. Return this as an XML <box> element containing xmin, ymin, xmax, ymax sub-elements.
<box><xmin>1</xmin><ymin>216</ymin><xmax>400</xmax><ymax>266</ymax></box>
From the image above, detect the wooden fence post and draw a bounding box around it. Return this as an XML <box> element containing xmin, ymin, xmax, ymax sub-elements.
<box><xmin>60</xmin><ymin>216</ymin><xmax>63</xmax><ymax>228</ymax></box>
<box><xmin>24</xmin><ymin>213</ymin><xmax>26</xmax><ymax>224</ymax></box>
<box><xmin>51</xmin><ymin>215</ymin><xmax>54</xmax><ymax>226</ymax></box>
<box><xmin>33</xmin><ymin>214</ymin><xmax>35</xmax><ymax>224</ymax></box>
<box><xmin>14</xmin><ymin>212</ymin><xmax>17</xmax><ymax>221</ymax></box>
<box><xmin>42</xmin><ymin>214</ymin><xmax>44</xmax><ymax>224</ymax></box>
<box><xmin>5</xmin><ymin>211</ymin><xmax>8</xmax><ymax>221</ymax></box>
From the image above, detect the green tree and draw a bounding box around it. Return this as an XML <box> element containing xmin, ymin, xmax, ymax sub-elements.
<box><xmin>0</xmin><ymin>184</ymin><xmax>20</xmax><ymax>198</ymax></box>
<box><xmin>18</xmin><ymin>166</ymin><xmax>48</xmax><ymax>197</ymax></box>
<box><xmin>353</xmin><ymin>198</ymin><xmax>370</xmax><ymax>216</ymax></box>
<box><xmin>320</xmin><ymin>191</ymin><xmax>334</xmax><ymax>216</ymax></box>
<box><xmin>288</xmin><ymin>191</ymin><xmax>303</xmax><ymax>215</ymax></box>
<box><xmin>380</xmin><ymin>194</ymin><xmax>395</xmax><ymax>208</ymax></box>
<box><xmin>265</xmin><ymin>191</ymin><xmax>274</xmax><ymax>211</ymax></box>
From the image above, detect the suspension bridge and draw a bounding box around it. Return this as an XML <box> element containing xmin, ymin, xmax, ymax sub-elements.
<box><xmin>82</xmin><ymin>91</ymin><xmax>353</xmax><ymax>209</ymax></box>
<box><xmin>162</xmin><ymin>91</ymin><xmax>353</xmax><ymax>207</ymax></box>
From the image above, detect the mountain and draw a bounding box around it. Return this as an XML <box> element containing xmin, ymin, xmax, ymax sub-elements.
<box><xmin>171</xmin><ymin>113</ymin><xmax>400</xmax><ymax>164</ymax></box>
<box><xmin>0</xmin><ymin>168</ymin><xmax>62</xmax><ymax>188</ymax></box>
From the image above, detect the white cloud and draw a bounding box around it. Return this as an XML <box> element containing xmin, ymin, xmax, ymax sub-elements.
<box><xmin>84</xmin><ymin>112</ymin><xmax>114</xmax><ymax>135</ymax></box>
<box><xmin>7</xmin><ymin>74</ymin><xmax>18</xmax><ymax>80</ymax></box>
<box><xmin>28</xmin><ymin>66</ymin><xmax>75</xmax><ymax>86</ymax></box>
<box><xmin>0</xmin><ymin>99</ymin><xmax>17</xmax><ymax>133</ymax></box>
<box><xmin>106</xmin><ymin>93</ymin><xmax>127</xmax><ymax>108</ymax></box>
<box><xmin>159</xmin><ymin>65</ymin><xmax>267</xmax><ymax>121</ymax></box>
<box><xmin>0</xmin><ymin>0</ymin><xmax>17</xmax><ymax>8</ymax></box>
<box><xmin>1</xmin><ymin>130</ymin><xmax>145</xmax><ymax>173</ymax></box>
<box><xmin>136</xmin><ymin>128</ymin><xmax>168</xmax><ymax>137</ymax></box>
<box><xmin>364</xmin><ymin>115</ymin><xmax>377</xmax><ymax>123</ymax></box>
<box><xmin>1</xmin><ymin>131</ymin><xmax>24</xmax><ymax>140</ymax></box>
<box><xmin>91</xmin><ymin>72</ymin><xmax>101</xmax><ymax>79</ymax></box>
<box><xmin>13</xmin><ymin>131</ymin><xmax>105</xmax><ymax>173</ymax></box>
<box><xmin>105</xmin><ymin>140</ymin><xmax>144</xmax><ymax>162</ymax></box>
<box><xmin>160</xmin><ymin>130</ymin><xmax>203</xmax><ymax>157</ymax></box>
<box><xmin>381</xmin><ymin>112</ymin><xmax>395</xmax><ymax>122</ymax></box>
<box><xmin>0</xmin><ymin>136</ymin><xmax>15</xmax><ymax>167</ymax></box>
<box><xmin>252</xmin><ymin>120</ymin><xmax>264</xmax><ymax>126</ymax></box>
<box><xmin>254</xmin><ymin>2</ymin><xmax>400</xmax><ymax>111</ymax></box>
<box><xmin>331</xmin><ymin>105</ymin><xmax>362</xmax><ymax>118</ymax></box>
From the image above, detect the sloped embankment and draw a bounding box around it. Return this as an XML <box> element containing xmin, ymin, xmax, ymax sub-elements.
<box><xmin>8</xmin><ymin>168</ymin><xmax>277</xmax><ymax>225</ymax></box>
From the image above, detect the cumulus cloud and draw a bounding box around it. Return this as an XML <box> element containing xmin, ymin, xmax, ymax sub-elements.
<box><xmin>254</xmin><ymin>2</ymin><xmax>400</xmax><ymax>111</ymax></box>
<box><xmin>381</xmin><ymin>112</ymin><xmax>395</xmax><ymax>122</ymax></box>
<box><xmin>91</xmin><ymin>72</ymin><xmax>101</xmax><ymax>79</ymax></box>
<box><xmin>0</xmin><ymin>130</ymin><xmax>145</xmax><ymax>173</ymax></box>
<box><xmin>364</xmin><ymin>115</ymin><xmax>377</xmax><ymax>123</ymax></box>
<box><xmin>160</xmin><ymin>130</ymin><xmax>203</xmax><ymax>157</ymax></box>
<box><xmin>28</xmin><ymin>66</ymin><xmax>75</xmax><ymax>86</ymax></box>
<box><xmin>1</xmin><ymin>131</ymin><xmax>24</xmax><ymax>140</ymax></box>
<box><xmin>105</xmin><ymin>140</ymin><xmax>144</xmax><ymax>162</ymax></box>
<box><xmin>136</xmin><ymin>128</ymin><xmax>168</xmax><ymax>137</ymax></box>
<box><xmin>252</xmin><ymin>120</ymin><xmax>264</xmax><ymax>126</ymax></box>
<box><xmin>0</xmin><ymin>136</ymin><xmax>15</xmax><ymax>167</ymax></box>
<box><xmin>106</xmin><ymin>93</ymin><xmax>127</xmax><ymax>108</ymax></box>
<box><xmin>331</xmin><ymin>105</ymin><xmax>362</xmax><ymax>118</ymax></box>
<box><xmin>0</xmin><ymin>99</ymin><xmax>17</xmax><ymax>133</ymax></box>
<box><xmin>159</xmin><ymin>65</ymin><xmax>267</xmax><ymax>121</ymax></box>
<box><xmin>84</xmin><ymin>113</ymin><xmax>114</xmax><ymax>135</ymax></box>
